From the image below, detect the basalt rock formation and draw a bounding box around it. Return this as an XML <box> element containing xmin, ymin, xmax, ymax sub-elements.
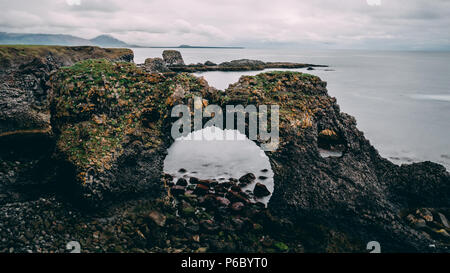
<box><xmin>162</xmin><ymin>50</ymin><xmax>185</xmax><ymax>66</ymax></box>
<box><xmin>0</xmin><ymin>46</ymin><xmax>133</xmax><ymax>196</ymax></box>
<box><xmin>146</xmin><ymin>50</ymin><xmax>327</xmax><ymax>73</ymax></box>
<box><xmin>49</xmin><ymin>60</ymin><xmax>215</xmax><ymax>205</ymax></box>
<box><xmin>0</xmin><ymin>46</ymin><xmax>133</xmax><ymax>136</ymax></box>
<box><xmin>0</xmin><ymin>48</ymin><xmax>449</xmax><ymax>253</ymax></box>
<box><xmin>48</xmin><ymin>60</ymin><xmax>449</xmax><ymax>251</ymax></box>
<box><xmin>169</xmin><ymin>59</ymin><xmax>328</xmax><ymax>73</ymax></box>
<box><xmin>223</xmin><ymin>73</ymin><xmax>450</xmax><ymax>251</ymax></box>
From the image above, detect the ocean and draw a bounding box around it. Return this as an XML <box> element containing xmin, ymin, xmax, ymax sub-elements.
<box><xmin>132</xmin><ymin>48</ymin><xmax>450</xmax><ymax>171</ymax></box>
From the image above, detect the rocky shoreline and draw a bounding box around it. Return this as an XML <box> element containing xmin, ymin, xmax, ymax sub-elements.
<box><xmin>140</xmin><ymin>49</ymin><xmax>327</xmax><ymax>74</ymax></box>
<box><xmin>0</xmin><ymin>46</ymin><xmax>449</xmax><ymax>253</ymax></box>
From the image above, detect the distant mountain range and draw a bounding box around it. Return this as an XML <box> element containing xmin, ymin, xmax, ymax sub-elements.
<box><xmin>0</xmin><ymin>33</ymin><xmax>130</xmax><ymax>47</ymax></box>
<box><xmin>0</xmin><ymin>32</ymin><xmax>244</xmax><ymax>49</ymax></box>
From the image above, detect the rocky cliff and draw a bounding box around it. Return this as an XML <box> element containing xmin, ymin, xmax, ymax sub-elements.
<box><xmin>0</xmin><ymin>50</ymin><xmax>449</xmax><ymax>253</ymax></box>
<box><xmin>223</xmin><ymin>72</ymin><xmax>450</xmax><ymax>251</ymax></box>
<box><xmin>0</xmin><ymin>46</ymin><xmax>133</xmax><ymax>190</ymax></box>
<box><xmin>0</xmin><ymin>46</ymin><xmax>133</xmax><ymax>136</ymax></box>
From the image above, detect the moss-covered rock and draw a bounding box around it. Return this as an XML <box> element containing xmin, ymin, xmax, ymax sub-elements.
<box><xmin>223</xmin><ymin>71</ymin><xmax>449</xmax><ymax>252</ymax></box>
<box><xmin>0</xmin><ymin>46</ymin><xmax>134</xmax><ymax>191</ymax></box>
<box><xmin>49</xmin><ymin>59</ymin><xmax>217</xmax><ymax>205</ymax></box>
<box><xmin>0</xmin><ymin>45</ymin><xmax>133</xmax><ymax>136</ymax></box>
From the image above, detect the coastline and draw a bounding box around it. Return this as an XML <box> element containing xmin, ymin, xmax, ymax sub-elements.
<box><xmin>0</xmin><ymin>45</ymin><xmax>449</xmax><ymax>253</ymax></box>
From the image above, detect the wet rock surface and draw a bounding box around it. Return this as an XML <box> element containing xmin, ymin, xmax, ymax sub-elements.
<box><xmin>168</xmin><ymin>173</ymin><xmax>270</xmax><ymax>206</ymax></box>
<box><xmin>0</xmin><ymin>49</ymin><xmax>449</xmax><ymax>253</ymax></box>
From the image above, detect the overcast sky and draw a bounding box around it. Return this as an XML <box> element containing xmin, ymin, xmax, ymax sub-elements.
<box><xmin>0</xmin><ymin>0</ymin><xmax>449</xmax><ymax>49</ymax></box>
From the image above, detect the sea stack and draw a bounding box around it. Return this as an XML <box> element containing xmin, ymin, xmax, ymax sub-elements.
<box><xmin>162</xmin><ymin>50</ymin><xmax>185</xmax><ymax>66</ymax></box>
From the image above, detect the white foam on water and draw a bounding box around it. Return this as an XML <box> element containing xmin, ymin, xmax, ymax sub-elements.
<box><xmin>410</xmin><ymin>94</ymin><xmax>450</xmax><ymax>102</ymax></box>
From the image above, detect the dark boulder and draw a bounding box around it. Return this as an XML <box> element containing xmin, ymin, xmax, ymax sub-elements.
<box><xmin>193</xmin><ymin>184</ymin><xmax>209</xmax><ymax>196</ymax></box>
<box><xmin>162</xmin><ymin>50</ymin><xmax>185</xmax><ymax>66</ymax></box>
<box><xmin>204</xmin><ymin>61</ymin><xmax>217</xmax><ymax>66</ymax></box>
<box><xmin>171</xmin><ymin>185</ymin><xmax>186</xmax><ymax>196</ymax></box>
<box><xmin>253</xmin><ymin>183</ymin><xmax>270</xmax><ymax>198</ymax></box>
<box><xmin>176</xmin><ymin>178</ymin><xmax>188</xmax><ymax>186</ymax></box>
<box><xmin>189</xmin><ymin>177</ymin><xmax>200</xmax><ymax>184</ymax></box>
<box><xmin>238</xmin><ymin>173</ymin><xmax>256</xmax><ymax>186</ymax></box>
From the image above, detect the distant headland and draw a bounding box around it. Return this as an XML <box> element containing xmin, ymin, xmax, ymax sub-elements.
<box><xmin>0</xmin><ymin>32</ymin><xmax>243</xmax><ymax>49</ymax></box>
<box><xmin>133</xmin><ymin>44</ymin><xmax>244</xmax><ymax>49</ymax></box>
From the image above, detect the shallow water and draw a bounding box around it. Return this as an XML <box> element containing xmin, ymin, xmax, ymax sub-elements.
<box><xmin>163</xmin><ymin>127</ymin><xmax>274</xmax><ymax>205</ymax></box>
<box><xmin>133</xmin><ymin>48</ymin><xmax>450</xmax><ymax>170</ymax></box>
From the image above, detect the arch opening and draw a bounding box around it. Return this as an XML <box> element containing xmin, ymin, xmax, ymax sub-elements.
<box><xmin>163</xmin><ymin>126</ymin><xmax>274</xmax><ymax>205</ymax></box>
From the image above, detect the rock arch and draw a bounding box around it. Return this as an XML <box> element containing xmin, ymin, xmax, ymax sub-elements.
<box><xmin>49</xmin><ymin>60</ymin><xmax>449</xmax><ymax>251</ymax></box>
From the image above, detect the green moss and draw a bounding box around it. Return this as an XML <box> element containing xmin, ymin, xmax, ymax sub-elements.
<box><xmin>0</xmin><ymin>45</ymin><xmax>132</xmax><ymax>70</ymax></box>
<box><xmin>274</xmin><ymin>242</ymin><xmax>289</xmax><ymax>252</ymax></box>
<box><xmin>249</xmin><ymin>71</ymin><xmax>317</xmax><ymax>92</ymax></box>
<box><xmin>182</xmin><ymin>206</ymin><xmax>196</xmax><ymax>216</ymax></box>
<box><xmin>51</xmin><ymin>59</ymin><xmax>208</xmax><ymax>174</ymax></box>
<box><xmin>224</xmin><ymin>71</ymin><xmax>328</xmax><ymax>138</ymax></box>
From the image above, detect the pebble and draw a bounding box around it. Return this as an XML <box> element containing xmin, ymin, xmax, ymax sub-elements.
<box><xmin>216</xmin><ymin>197</ymin><xmax>231</xmax><ymax>207</ymax></box>
<box><xmin>437</xmin><ymin>213</ymin><xmax>449</xmax><ymax>228</ymax></box>
<box><xmin>148</xmin><ymin>211</ymin><xmax>167</xmax><ymax>227</ymax></box>
<box><xmin>231</xmin><ymin>202</ymin><xmax>245</xmax><ymax>212</ymax></box>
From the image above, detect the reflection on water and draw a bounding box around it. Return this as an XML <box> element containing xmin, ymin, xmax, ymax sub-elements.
<box><xmin>163</xmin><ymin>127</ymin><xmax>274</xmax><ymax>205</ymax></box>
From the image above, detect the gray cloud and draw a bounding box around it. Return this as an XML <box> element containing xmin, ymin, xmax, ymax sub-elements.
<box><xmin>0</xmin><ymin>0</ymin><xmax>449</xmax><ymax>49</ymax></box>
<box><xmin>66</xmin><ymin>0</ymin><xmax>120</xmax><ymax>13</ymax></box>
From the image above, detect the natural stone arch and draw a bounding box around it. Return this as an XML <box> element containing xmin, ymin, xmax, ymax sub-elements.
<box><xmin>49</xmin><ymin>60</ymin><xmax>449</xmax><ymax>251</ymax></box>
<box><xmin>163</xmin><ymin>126</ymin><xmax>275</xmax><ymax>205</ymax></box>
